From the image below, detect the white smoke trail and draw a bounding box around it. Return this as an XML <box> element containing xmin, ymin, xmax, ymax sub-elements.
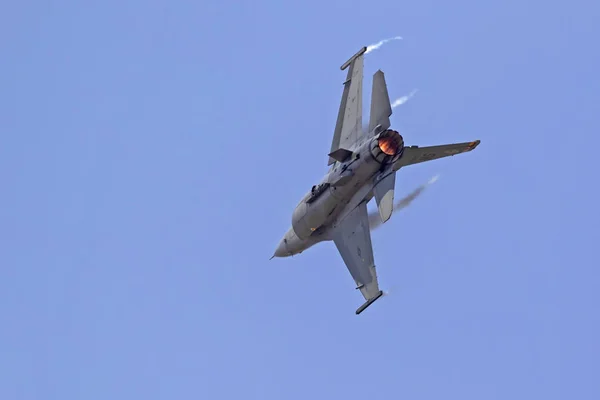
<box><xmin>391</xmin><ymin>89</ymin><xmax>418</xmax><ymax>109</ymax></box>
<box><xmin>361</xmin><ymin>90</ymin><xmax>417</xmax><ymax>133</ymax></box>
<box><xmin>369</xmin><ymin>174</ymin><xmax>440</xmax><ymax>231</ymax></box>
<box><xmin>365</xmin><ymin>36</ymin><xmax>403</xmax><ymax>54</ymax></box>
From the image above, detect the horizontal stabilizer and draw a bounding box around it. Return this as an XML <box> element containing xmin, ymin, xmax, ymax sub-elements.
<box><xmin>393</xmin><ymin>140</ymin><xmax>481</xmax><ymax>171</ymax></box>
<box><xmin>328</xmin><ymin>148</ymin><xmax>353</xmax><ymax>163</ymax></box>
<box><xmin>356</xmin><ymin>290</ymin><xmax>384</xmax><ymax>315</ymax></box>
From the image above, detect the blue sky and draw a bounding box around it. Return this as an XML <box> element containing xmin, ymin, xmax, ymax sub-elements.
<box><xmin>1</xmin><ymin>0</ymin><xmax>599</xmax><ymax>399</ymax></box>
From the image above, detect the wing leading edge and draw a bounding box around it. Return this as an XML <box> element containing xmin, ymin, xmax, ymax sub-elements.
<box><xmin>329</xmin><ymin>46</ymin><xmax>367</xmax><ymax>165</ymax></box>
<box><xmin>333</xmin><ymin>201</ymin><xmax>384</xmax><ymax>314</ymax></box>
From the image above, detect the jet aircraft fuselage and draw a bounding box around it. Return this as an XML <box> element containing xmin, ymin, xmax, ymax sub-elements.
<box><xmin>271</xmin><ymin>45</ymin><xmax>480</xmax><ymax>314</ymax></box>
<box><xmin>274</xmin><ymin>129</ymin><xmax>405</xmax><ymax>258</ymax></box>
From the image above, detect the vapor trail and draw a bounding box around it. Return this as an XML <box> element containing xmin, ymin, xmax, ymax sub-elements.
<box><xmin>369</xmin><ymin>174</ymin><xmax>440</xmax><ymax>230</ymax></box>
<box><xmin>391</xmin><ymin>89</ymin><xmax>418</xmax><ymax>109</ymax></box>
<box><xmin>365</xmin><ymin>36</ymin><xmax>403</xmax><ymax>54</ymax></box>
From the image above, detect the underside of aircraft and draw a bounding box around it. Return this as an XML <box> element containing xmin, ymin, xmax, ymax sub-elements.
<box><xmin>274</xmin><ymin>46</ymin><xmax>480</xmax><ymax>314</ymax></box>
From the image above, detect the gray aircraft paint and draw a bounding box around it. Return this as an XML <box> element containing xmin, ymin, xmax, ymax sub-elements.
<box><xmin>273</xmin><ymin>46</ymin><xmax>480</xmax><ymax>315</ymax></box>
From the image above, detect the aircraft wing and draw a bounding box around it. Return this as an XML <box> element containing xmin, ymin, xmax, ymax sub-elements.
<box><xmin>393</xmin><ymin>140</ymin><xmax>481</xmax><ymax>171</ymax></box>
<box><xmin>332</xmin><ymin>201</ymin><xmax>384</xmax><ymax>314</ymax></box>
<box><xmin>328</xmin><ymin>47</ymin><xmax>367</xmax><ymax>165</ymax></box>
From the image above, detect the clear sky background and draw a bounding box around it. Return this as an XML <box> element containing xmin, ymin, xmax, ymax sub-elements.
<box><xmin>2</xmin><ymin>0</ymin><xmax>599</xmax><ymax>399</ymax></box>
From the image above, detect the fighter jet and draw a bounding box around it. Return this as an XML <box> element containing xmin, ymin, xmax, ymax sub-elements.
<box><xmin>272</xmin><ymin>46</ymin><xmax>480</xmax><ymax>315</ymax></box>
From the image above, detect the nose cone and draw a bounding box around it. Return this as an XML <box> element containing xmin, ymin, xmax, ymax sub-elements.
<box><xmin>272</xmin><ymin>238</ymin><xmax>289</xmax><ymax>258</ymax></box>
<box><xmin>272</xmin><ymin>227</ymin><xmax>308</xmax><ymax>259</ymax></box>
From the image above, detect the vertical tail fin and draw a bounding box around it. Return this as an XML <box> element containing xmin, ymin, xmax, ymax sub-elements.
<box><xmin>368</xmin><ymin>70</ymin><xmax>393</xmax><ymax>133</ymax></box>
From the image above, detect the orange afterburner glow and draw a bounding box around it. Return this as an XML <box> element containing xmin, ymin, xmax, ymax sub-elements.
<box><xmin>371</xmin><ymin>129</ymin><xmax>404</xmax><ymax>163</ymax></box>
<box><xmin>378</xmin><ymin>137</ymin><xmax>399</xmax><ymax>155</ymax></box>
<box><xmin>378</xmin><ymin>130</ymin><xmax>403</xmax><ymax>156</ymax></box>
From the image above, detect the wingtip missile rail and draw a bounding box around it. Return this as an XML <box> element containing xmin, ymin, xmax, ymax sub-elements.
<box><xmin>340</xmin><ymin>46</ymin><xmax>367</xmax><ymax>70</ymax></box>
